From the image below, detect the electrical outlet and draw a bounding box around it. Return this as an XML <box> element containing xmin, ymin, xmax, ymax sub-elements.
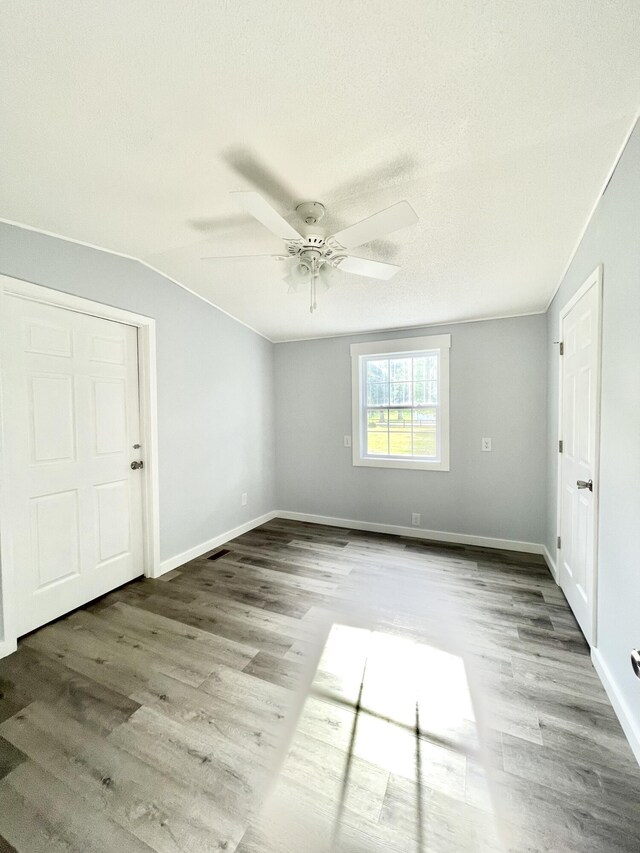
<box><xmin>241</xmin><ymin>493</ymin><xmax>248</xmax><ymax>506</ymax></box>
<box><xmin>411</xmin><ymin>513</ymin><xmax>421</xmax><ymax>526</ymax></box>
<box><xmin>344</xmin><ymin>435</ymin><xmax>352</xmax><ymax>447</ymax></box>
<box><xmin>481</xmin><ymin>437</ymin><xmax>492</xmax><ymax>452</ymax></box>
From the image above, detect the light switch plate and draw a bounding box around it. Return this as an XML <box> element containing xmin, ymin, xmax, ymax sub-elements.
<box><xmin>241</xmin><ymin>492</ymin><xmax>248</xmax><ymax>506</ymax></box>
<box><xmin>344</xmin><ymin>435</ymin><xmax>352</xmax><ymax>447</ymax></box>
<box><xmin>481</xmin><ymin>437</ymin><xmax>492</xmax><ymax>452</ymax></box>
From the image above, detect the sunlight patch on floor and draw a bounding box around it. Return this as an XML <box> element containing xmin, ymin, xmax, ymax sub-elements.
<box><xmin>246</xmin><ymin>623</ymin><xmax>504</xmax><ymax>852</ymax></box>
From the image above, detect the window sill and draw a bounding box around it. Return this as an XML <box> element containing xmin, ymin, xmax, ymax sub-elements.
<box><xmin>353</xmin><ymin>455</ymin><xmax>450</xmax><ymax>472</ymax></box>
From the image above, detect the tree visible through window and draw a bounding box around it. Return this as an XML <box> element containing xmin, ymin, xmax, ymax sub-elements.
<box><xmin>365</xmin><ymin>353</ymin><xmax>438</xmax><ymax>457</ymax></box>
<box><xmin>351</xmin><ymin>335</ymin><xmax>450</xmax><ymax>471</ymax></box>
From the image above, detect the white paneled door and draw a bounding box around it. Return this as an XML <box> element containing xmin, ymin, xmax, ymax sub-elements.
<box><xmin>558</xmin><ymin>270</ymin><xmax>602</xmax><ymax>646</ymax></box>
<box><xmin>2</xmin><ymin>295</ymin><xmax>144</xmax><ymax>635</ymax></box>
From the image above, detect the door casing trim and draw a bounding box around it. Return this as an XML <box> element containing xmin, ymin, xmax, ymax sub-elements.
<box><xmin>555</xmin><ymin>264</ymin><xmax>603</xmax><ymax>647</ymax></box>
<box><xmin>0</xmin><ymin>275</ymin><xmax>160</xmax><ymax>657</ymax></box>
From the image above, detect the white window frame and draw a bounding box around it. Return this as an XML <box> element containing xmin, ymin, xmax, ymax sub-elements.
<box><xmin>351</xmin><ymin>334</ymin><xmax>451</xmax><ymax>471</ymax></box>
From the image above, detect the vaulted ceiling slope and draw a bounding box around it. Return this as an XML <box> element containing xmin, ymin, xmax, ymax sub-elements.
<box><xmin>2</xmin><ymin>2</ymin><xmax>640</xmax><ymax>341</ymax></box>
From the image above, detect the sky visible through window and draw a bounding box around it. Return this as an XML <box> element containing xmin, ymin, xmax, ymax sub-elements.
<box><xmin>365</xmin><ymin>352</ymin><xmax>438</xmax><ymax>458</ymax></box>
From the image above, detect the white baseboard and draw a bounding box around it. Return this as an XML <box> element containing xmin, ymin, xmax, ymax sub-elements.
<box><xmin>542</xmin><ymin>545</ymin><xmax>559</xmax><ymax>583</ymax></box>
<box><xmin>276</xmin><ymin>510</ymin><xmax>545</xmax><ymax>555</ymax></box>
<box><xmin>0</xmin><ymin>511</ymin><xmax>554</xmax><ymax>662</ymax></box>
<box><xmin>591</xmin><ymin>648</ymin><xmax>640</xmax><ymax>766</ymax></box>
<box><xmin>0</xmin><ymin>637</ymin><xmax>17</xmax><ymax>660</ymax></box>
<box><xmin>158</xmin><ymin>510</ymin><xmax>278</xmax><ymax>576</ymax></box>
<box><xmin>157</xmin><ymin>508</ymin><xmax>546</xmax><ymax>579</ymax></box>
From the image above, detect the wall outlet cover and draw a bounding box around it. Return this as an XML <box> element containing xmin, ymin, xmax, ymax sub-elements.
<box><xmin>344</xmin><ymin>435</ymin><xmax>352</xmax><ymax>447</ymax></box>
<box><xmin>411</xmin><ymin>513</ymin><xmax>421</xmax><ymax>526</ymax></box>
<box><xmin>481</xmin><ymin>437</ymin><xmax>492</xmax><ymax>451</ymax></box>
<box><xmin>241</xmin><ymin>493</ymin><xmax>248</xmax><ymax>506</ymax></box>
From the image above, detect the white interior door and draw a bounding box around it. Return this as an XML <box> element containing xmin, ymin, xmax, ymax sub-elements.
<box><xmin>2</xmin><ymin>295</ymin><xmax>145</xmax><ymax>636</ymax></box>
<box><xmin>558</xmin><ymin>271</ymin><xmax>601</xmax><ymax>646</ymax></box>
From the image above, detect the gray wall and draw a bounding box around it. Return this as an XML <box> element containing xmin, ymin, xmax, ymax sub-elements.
<box><xmin>546</xmin><ymin>120</ymin><xmax>640</xmax><ymax>737</ymax></box>
<box><xmin>0</xmin><ymin>223</ymin><xmax>276</xmax><ymax>564</ymax></box>
<box><xmin>275</xmin><ymin>314</ymin><xmax>547</xmax><ymax>545</ymax></box>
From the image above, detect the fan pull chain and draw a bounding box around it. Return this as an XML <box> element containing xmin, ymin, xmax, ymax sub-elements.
<box><xmin>309</xmin><ymin>266</ymin><xmax>318</xmax><ymax>313</ymax></box>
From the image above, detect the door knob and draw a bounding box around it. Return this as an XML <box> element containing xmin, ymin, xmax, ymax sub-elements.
<box><xmin>130</xmin><ymin>461</ymin><xmax>144</xmax><ymax>470</ymax></box>
<box><xmin>576</xmin><ymin>479</ymin><xmax>593</xmax><ymax>491</ymax></box>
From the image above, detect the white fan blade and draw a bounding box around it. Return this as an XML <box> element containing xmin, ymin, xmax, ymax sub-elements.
<box><xmin>331</xmin><ymin>201</ymin><xmax>418</xmax><ymax>250</ymax></box>
<box><xmin>201</xmin><ymin>253</ymin><xmax>287</xmax><ymax>261</ymax></box>
<box><xmin>336</xmin><ymin>255</ymin><xmax>400</xmax><ymax>280</ymax></box>
<box><xmin>231</xmin><ymin>191</ymin><xmax>303</xmax><ymax>241</ymax></box>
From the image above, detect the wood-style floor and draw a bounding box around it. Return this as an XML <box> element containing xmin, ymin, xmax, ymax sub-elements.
<box><xmin>1</xmin><ymin>519</ymin><xmax>639</xmax><ymax>852</ymax></box>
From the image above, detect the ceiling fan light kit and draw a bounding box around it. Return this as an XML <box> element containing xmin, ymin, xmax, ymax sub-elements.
<box><xmin>203</xmin><ymin>192</ymin><xmax>418</xmax><ymax>313</ymax></box>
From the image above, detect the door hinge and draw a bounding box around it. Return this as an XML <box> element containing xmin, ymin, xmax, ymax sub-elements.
<box><xmin>558</xmin><ymin>439</ymin><xmax>563</xmax><ymax>453</ymax></box>
<box><xmin>557</xmin><ymin>535</ymin><xmax>561</xmax><ymax>549</ymax></box>
<box><xmin>559</xmin><ymin>341</ymin><xmax>564</xmax><ymax>355</ymax></box>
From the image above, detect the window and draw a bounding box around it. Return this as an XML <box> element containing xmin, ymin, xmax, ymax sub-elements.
<box><xmin>350</xmin><ymin>334</ymin><xmax>450</xmax><ymax>471</ymax></box>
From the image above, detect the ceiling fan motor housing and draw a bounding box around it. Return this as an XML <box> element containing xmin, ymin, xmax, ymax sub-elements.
<box><xmin>286</xmin><ymin>234</ymin><xmax>337</xmax><ymax>261</ymax></box>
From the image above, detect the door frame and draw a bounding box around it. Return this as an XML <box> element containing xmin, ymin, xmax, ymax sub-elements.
<box><xmin>0</xmin><ymin>275</ymin><xmax>161</xmax><ymax>658</ymax></box>
<box><xmin>555</xmin><ymin>264</ymin><xmax>603</xmax><ymax>647</ymax></box>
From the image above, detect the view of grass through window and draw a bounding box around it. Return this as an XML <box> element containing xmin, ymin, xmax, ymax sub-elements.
<box><xmin>365</xmin><ymin>353</ymin><xmax>438</xmax><ymax>457</ymax></box>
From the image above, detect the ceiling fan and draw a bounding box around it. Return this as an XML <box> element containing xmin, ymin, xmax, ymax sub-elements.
<box><xmin>202</xmin><ymin>192</ymin><xmax>418</xmax><ymax>312</ymax></box>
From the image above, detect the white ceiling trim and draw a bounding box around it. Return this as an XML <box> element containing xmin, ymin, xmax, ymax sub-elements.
<box><xmin>275</xmin><ymin>309</ymin><xmax>546</xmax><ymax>344</ymax></box>
<box><xmin>544</xmin><ymin>110</ymin><xmax>640</xmax><ymax>311</ymax></box>
<box><xmin>0</xmin><ymin>216</ymin><xmax>273</xmax><ymax>342</ymax></box>
<box><xmin>0</xmin><ymin>216</ymin><xmax>548</xmax><ymax>345</ymax></box>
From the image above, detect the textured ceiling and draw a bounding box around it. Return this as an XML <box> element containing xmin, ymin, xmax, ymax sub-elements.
<box><xmin>2</xmin><ymin>1</ymin><xmax>640</xmax><ymax>341</ymax></box>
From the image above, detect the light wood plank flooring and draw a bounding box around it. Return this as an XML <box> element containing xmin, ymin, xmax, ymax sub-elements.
<box><xmin>1</xmin><ymin>519</ymin><xmax>639</xmax><ymax>852</ymax></box>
